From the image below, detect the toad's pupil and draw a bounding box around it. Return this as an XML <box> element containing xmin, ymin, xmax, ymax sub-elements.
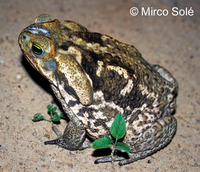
<box><xmin>32</xmin><ymin>43</ymin><xmax>43</xmax><ymax>55</ymax></box>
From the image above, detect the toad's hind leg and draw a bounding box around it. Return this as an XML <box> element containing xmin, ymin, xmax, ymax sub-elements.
<box><xmin>95</xmin><ymin>115</ymin><xmax>177</xmax><ymax>166</ymax></box>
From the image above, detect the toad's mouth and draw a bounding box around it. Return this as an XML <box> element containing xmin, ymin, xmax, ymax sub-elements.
<box><xmin>19</xmin><ymin>47</ymin><xmax>37</xmax><ymax>71</ymax></box>
<box><xmin>24</xmin><ymin>54</ymin><xmax>37</xmax><ymax>70</ymax></box>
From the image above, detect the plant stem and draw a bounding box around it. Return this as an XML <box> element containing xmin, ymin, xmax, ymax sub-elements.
<box><xmin>44</xmin><ymin>118</ymin><xmax>52</xmax><ymax>122</ymax></box>
<box><xmin>111</xmin><ymin>139</ymin><xmax>118</xmax><ymax>163</ymax></box>
<box><xmin>111</xmin><ymin>138</ymin><xmax>118</xmax><ymax>172</ymax></box>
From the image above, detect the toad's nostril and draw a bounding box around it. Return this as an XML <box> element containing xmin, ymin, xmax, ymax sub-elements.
<box><xmin>22</xmin><ymin>34</ymin><xmax>26</xmax><ymax>40</ymax></box>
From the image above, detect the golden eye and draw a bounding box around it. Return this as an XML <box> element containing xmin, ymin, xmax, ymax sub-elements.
<box><xmin>31</xmin><ymin>43</ymin><xmax>44</xmax><ymax>56</ymax></box>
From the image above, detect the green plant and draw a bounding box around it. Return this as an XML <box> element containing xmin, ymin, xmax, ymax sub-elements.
<box><xmin>32</xmin><ymin>105</ymin><xmax>65</xmax><ymax>122</ymax></box>
<box><xmin>93</xmin><ymin>113</ymin><xmax>130</xmax><ymax>162</ymax></box>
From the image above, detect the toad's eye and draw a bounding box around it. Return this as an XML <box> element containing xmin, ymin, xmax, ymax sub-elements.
<box><xmin>31</xmin><ymin>43</ymin><xmax>44</xmax><ymax>56</ymax></box>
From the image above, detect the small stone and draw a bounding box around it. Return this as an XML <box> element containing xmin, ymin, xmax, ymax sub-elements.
<box><xmin>32</xmin><ymin>131</ymin><xmax>37</xmax><ymax>136</ymax></box>
<box><xmin>196</xmin><ymin>119</ymin><xmax>200</xmax><ymax>124</ymax></box>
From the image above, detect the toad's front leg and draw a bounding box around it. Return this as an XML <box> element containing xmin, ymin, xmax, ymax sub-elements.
<box><xmin>44</xmin><ymin>85</ymin><xmax>91</xmax><ymax>150</ymax></box>
<box><xmin>44</xmin><ymin>120</ymin><xmax>88</xmax><ymax>150</ymax></box>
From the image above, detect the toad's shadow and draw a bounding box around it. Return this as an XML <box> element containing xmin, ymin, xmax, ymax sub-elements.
<box><xmin>21</xmin><ymin>54</ymin><xmax>52</xmax><ymax>94</ymax></box>
<box><xmin>92</xmin><ymin>148</ymin><xmax>112</xmax><ymax>157</ymax></box>
<box><xmin>92</xmin><ymin>148</ymin><xmax>129</xmax><ymax>163</ymax></box>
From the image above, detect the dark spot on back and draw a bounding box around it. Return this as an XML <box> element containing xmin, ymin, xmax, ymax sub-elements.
<box><xmin>68</xmin><ymin>100</ymin><xmax>79</xmax><ymax>107</ymax></box>
<box><xmin>77</xmin><ymin>32</ymin><xmax>103</xmax><ymax>46</ymax></box>
<box><xmin>64</xmin><ymin>82</ymin><xmax>79</xmax><ymax>101</ymax></box>
<box><xmin>79</xmin><ymin>107</ymin><xmax>96</xmax><ymax>119</ymax></box>
<box><xmin>88</xmin><ymin>121</ymin><xmax>99</xmax><ymax>133</ymax></box>
<box><xmin>128</xmin><ymin>110</ymin><xmax>141</xmax><ymax>124</ymax></box>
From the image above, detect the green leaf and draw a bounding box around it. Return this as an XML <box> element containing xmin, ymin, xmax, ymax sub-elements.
<box><xmin>110</xmin><ymin>114</ymin><xmax>126</xmax><ymax>140</ymax></box>
<box><xmin>32</xmin><ymin>113</ymin><xmax>45</xmax><ymax>122</ymax></box>
<box><xmin>59</xmin><ymin>112</ymin><xmax>66</xmax><ymax>119</ymax></box>
<box><xmin>93</xmin><ymin>136</ymin><xmax>113</xmax><ymax>149</ymax></box>
<box><xmin>51</xmin><ymin>112</ymin><xmax>61</xmax><ymax>122</ymax></box>
<box><xmin>52</xmin><ymin>107</ymin><xmax>57</xmax><ymax>113</ymax></box>
<box><xmin>47</xmin><ymin>105</ymin><xmax>53</xmax><ymax>111</ymax></box>
<box><xmin>116</xmin><ymin>142</ymin><xmax>130</xmax><ymax>152</ymax></box>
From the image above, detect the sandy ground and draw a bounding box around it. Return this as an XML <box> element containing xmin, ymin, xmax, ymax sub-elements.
<box><xmin>0</xmin><ymin>0</ymin><xmax>200</xmax><ymax>171</ymax></box>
